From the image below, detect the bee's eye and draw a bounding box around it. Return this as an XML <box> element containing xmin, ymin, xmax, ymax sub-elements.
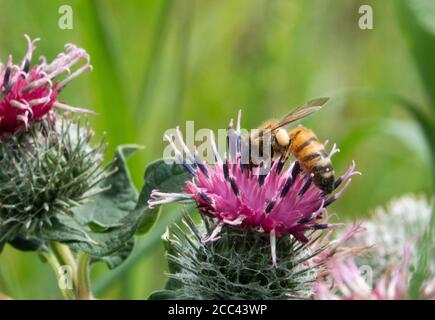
<box><xmin>276</xmin><ymin>129</ymin><xmax>290</xmax><ymax>146</ymax></box>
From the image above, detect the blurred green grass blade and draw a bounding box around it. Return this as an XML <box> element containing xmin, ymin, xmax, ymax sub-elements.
<box><xmin>391</xmin><ymin>95</ymin><xmax>435</xmax><ymax>185</ymax></box>
<box><xmin>383</xmin><ymin>119</ymin><xmax>431</xmax><ymax>165</ymax></box>
<box><xmin>76</xmin><ymin>0</ymin><xmax>136</xmax><ymax>151</ymax></box>
<box><xmin>166</xmin><ymin>0</ymin><xmax>194</xmax><ymax>124</ymax></box>
<box><xmin>396</xmin><ymin>0</ymin><xmax>435</xmax><ymax>109</ymax></box>
<box><xmin>134</xmin><ymin>0</ymin><xmax>174</xmax><ymax>119</ymax></box>
<box><xmin>409</xmin><ymin>204</ymin><xmax>434</xmax><ymax>299</ymax></box>
<box><xmin>339</xmin><ymin>88</ymin><xmax>435</xmax><ymax>183</ymax></box>
<box><xmin>390</xmin><ymin>93</ymin><xmax>435</xmax><ymax>161</ymax></box>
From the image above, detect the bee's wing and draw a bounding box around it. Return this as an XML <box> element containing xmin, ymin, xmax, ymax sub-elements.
<box><xmin>268</xmin><ymin>97</ymin><xmax>329</xmax><ymax>131</ymax></box>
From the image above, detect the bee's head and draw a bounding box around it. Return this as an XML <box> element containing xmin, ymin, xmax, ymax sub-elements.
<box><xmin>275</xmin><ymin>128</ymin><xmax>290</xmax><ymax>147</ymax></box>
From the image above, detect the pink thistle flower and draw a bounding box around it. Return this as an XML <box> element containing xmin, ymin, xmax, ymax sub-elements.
<box><xmin>316</xmin><ymin>247</ymin><xmax>435</xmax><ymax>300</ymax></box>
<box><xmin>0</xmin><ymin>35</ymin><xmax>93</xmax><ymax>137</ymax></box>
<box><xmin>149</xmin><ymin>111</ymin><xmax>360</xmax><ymax>265</ymax></box>
<box><xmin>311</xmin><ymin>221</ymin><xmax>367</xmax><ymax>265</ymax></box>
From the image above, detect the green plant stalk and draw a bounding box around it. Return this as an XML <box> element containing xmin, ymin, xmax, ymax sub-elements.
<box><xmin>76</xmin><ymin>253</ymin><xmax>93</xmax><ymax>300</ymax></box>
<box><xmin>41</xmin><ymin>250</ymin><xmax>75</xmax><ymax>300</ymax></box>
<box><xmin>50</xmin><ymin>242</ymin><xmax>78</xmax><ymax>287</ymax></box>
<box><xmin>48</xmin><ymin>243</ymin><xmax>93</xmax><ymax>300</ymax></box>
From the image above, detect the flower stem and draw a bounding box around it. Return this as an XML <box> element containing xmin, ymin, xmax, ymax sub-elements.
<box><xmin>50</xmin><ymin>242</ymin><xmax>78</xmax><ymax>286</ymax></box>
<box><xmin>76</xmin><ymin>252</ymin><xmax>93</xmax><ymax>300</ymax></box>
<box><xmin>41</xmin><ymin>250</ymin><xmax>75</xmax><ymax>300</ymax></box>
<box><xmin>46</xmin><ymin>242</ymin><xmax>93</xmax><ymax>299</ymax></box>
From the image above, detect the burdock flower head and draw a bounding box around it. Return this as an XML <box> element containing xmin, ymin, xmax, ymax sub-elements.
<box><xmin>316</xmin><ymin>249</ymin><xmax>435</xmax><ymax>300</ymax></box>
<box><xmin>346</xmin><ymin>195</ymin><xmax>434</xmax><ymax>276</ymax></box>
<box><xmin>315</xmin><ymin>195</ymin><xmax>435</xmax><ymax>300</ymax></box>
<box><xmin>0</xmin><ymin>36</ymin><xmax>107</xmax><ymax>246</ymax></box>
<box><xmin>149</xmin><ymin>111</ymin><xmax>360</xmax><ymax>265</ymax></box>
<box><xmin>0</xmin><ymin>34</ymin><xmax>92</xmax><ymax>138</ymax></box>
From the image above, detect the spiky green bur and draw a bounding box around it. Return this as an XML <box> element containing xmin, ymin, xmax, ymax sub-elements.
<box><xmin>162</xmin><ymin>215</ymin><xmax>325</xmax><ymax>300</ymax></box>
<box><xmin>0</xmin><ymin>116</ymin><xmax>109</xmax><ymax>242</ymax></box>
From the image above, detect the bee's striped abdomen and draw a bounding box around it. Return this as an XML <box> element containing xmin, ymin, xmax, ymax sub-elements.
<box><xmin>288</xmin><ymin>126</ymin><xmax>335</xmax><ymax>193</ymax></box>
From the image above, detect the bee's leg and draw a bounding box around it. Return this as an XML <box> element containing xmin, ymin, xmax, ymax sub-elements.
<box><xmin>279</xmin><ymin>146</ymin><xmax>290</xmax><ymax>163</ymax></box>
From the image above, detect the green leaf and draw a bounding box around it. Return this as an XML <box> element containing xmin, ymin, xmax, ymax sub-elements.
<box><xmin>0</xmin><ymin>236</ymin><xmax>6</xmax><ymax>253</ymax></box>
<box><xmin>38</xmin><ymin>213</ymin><xmax>99</xmax><ymax>245</ymax></box>
<box><xmin>0</xmin><ymin>224</ymin><xmax>15</xmax><ymax>253</ymax></box>
<box><xmin>148</xmin><ymin>289</ymin><xmax>179</xmax><ymax>300</ymax></box>
<box><xmin>396</xmin><ymin>0</ymin><xmax>435</xmax><ymax>109</ymax></box>
<box><xmin>8</xmin><ymin>234</ymin><xmax>47</xmax><ymax>252</ymax></box>
<box><xmin>73</xmin><ymin>145</ymin><xmax>141</xmax><ymax>229</ymax></box>
<box><xmin>93</xmin><ymin>206</ymin><xmax>186</xmax><ymax>297</ymax></box>
<box><xmin>35</xmin><ymin>145</ymin><xmax>145</xmax><ymax>267</ymax></box>
<box><xmin>40</xmin><ymin>205</ymin><xmax>144</xmax><ymax>258</ymax></box>
<box><xmin>70</xmin><ymin>208</ymin><xmax>143</xmax><ymax>257</ymax></box>
<box><xmin>135</xmin><ymin>158</ymin><xmax>191</xmax><ymax>235</ymax></box>
<box><xmin>95</xmin><ymin>238</ymin><xmax>135</xmax><ymax>270</ymax></box>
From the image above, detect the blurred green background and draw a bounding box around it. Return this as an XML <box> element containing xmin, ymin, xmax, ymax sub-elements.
<box><xmin>0</xmin><ymin>0</ymin><xmax>433</xmax><ymax>299</ymax></box>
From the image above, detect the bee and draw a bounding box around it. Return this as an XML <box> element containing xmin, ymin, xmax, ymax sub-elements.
<box><xmin>248</xmin><ymin>97</ymin><xmax>335</xmax><ymax>194</ymax></box>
